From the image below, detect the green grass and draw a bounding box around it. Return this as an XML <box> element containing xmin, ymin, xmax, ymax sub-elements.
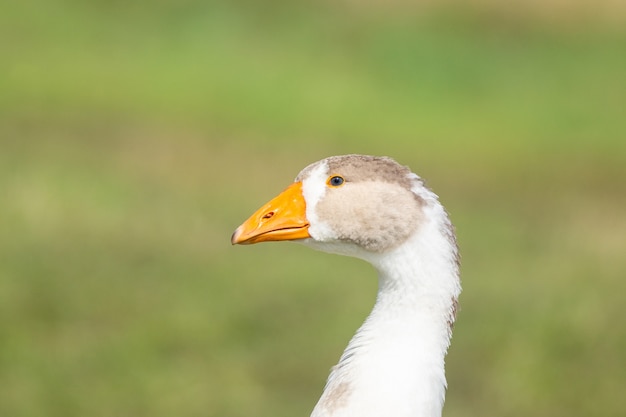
<box><xmin>1</xmin><ymin>1</ymin><xmax>626</xmax><ymax>416</ymax></box>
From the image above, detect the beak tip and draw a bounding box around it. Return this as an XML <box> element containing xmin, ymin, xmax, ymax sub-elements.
<box><xmin>231</xmin><ymin>227</ymin><xmax>242</xmax><ymax>245</ymax></box>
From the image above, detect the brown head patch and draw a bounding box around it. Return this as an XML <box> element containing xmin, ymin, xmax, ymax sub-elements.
<box><xmin>299</xmin><ymin>155</ymin><xmax>425</xmax><ymax>252</ymax></box>
<box><xmin>324</xmin><ymin>155</ymin><xmax>414</xmax><ymax>189</ymax></box>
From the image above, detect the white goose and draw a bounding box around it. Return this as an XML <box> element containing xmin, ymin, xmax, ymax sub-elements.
<box><xmin>232</xmin><ymin>155</ymin><xmax>461</xmax><ymax>417</ymax></box>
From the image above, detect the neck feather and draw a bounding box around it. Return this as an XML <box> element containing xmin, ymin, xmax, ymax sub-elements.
<box><xmin>311</xmin><ymin>203</ymin><xmax>461</xmax><ymax>417</ymax></box>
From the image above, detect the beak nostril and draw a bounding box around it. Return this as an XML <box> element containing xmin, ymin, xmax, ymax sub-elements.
<box><xmin>262</xmin><ymin>211</ymin><xmax>274</xmax><ymax>220</ymax></box>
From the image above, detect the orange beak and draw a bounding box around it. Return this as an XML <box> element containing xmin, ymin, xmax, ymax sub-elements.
<box><xmin>231</xmin><ymin>182</ymin><xmax>311</xmax><ymax>245</ymax></box>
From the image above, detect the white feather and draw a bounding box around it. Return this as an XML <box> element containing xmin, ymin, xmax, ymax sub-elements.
<box><xmin>301</xmin><ymin>166</ymin><xmax>460</xmax><ymax>417</ymax></box>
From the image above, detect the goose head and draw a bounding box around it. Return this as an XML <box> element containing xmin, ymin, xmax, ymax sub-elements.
<box><xmin>231</xmin><ymin>154</ymin><xmax>429</xmax><ymax>259</ymax></box>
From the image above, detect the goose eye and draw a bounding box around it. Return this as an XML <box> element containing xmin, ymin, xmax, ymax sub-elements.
<box><xmin>328</xmin><ymin>175</ymin><xmax>345</xmax><ymax>187</ymax></box>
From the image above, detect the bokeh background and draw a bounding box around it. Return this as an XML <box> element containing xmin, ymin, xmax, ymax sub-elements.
<box><xmin>2</xmin><ymin>1</ymin><xmax>625</xmax><ymax>416</ymax></box>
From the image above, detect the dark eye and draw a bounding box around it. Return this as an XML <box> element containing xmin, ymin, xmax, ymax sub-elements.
<box><xmin>328</xmin><ymin>175</ymin><xmax>345</xmax><ymax>187</ymax></box>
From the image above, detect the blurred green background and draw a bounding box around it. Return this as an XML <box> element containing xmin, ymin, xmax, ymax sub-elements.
<box><xmin>2</xmin><ymin>1</ymin><xmax>625</xmax><ymax>416</ymax></box>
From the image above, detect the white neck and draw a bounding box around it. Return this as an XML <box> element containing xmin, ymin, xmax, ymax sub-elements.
<box><xmin>310</xmin><ymin>204</ymin><xmax>460</xmax><ymax>417</ymax></box>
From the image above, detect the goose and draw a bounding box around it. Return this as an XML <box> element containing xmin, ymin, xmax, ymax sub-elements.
<box><xmin>231</xmin><ymin>154</ymin><xmax>461</xmax><ymax>417</ymax></box>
